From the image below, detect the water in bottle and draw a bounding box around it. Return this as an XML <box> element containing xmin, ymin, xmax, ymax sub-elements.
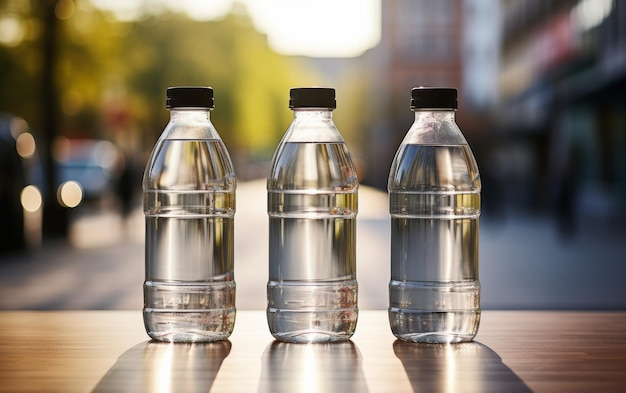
<box><xmin>388</xmin><ymin>87</ymin><xmax>481</xmax><ymax>343</ymax></box>
<box><xmin>143</xmin><ymin>86</ymin><xmax>236</xmax><ymax>342</ymax></box>
<box><xmin>267</xmin><ymin>87</ymin><xmax>359</xmax><ymax>343</ymax></box>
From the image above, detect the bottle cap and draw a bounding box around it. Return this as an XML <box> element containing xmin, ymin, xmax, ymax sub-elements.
<box><xmin>289</xmin><ymin>87</ymin><xmax>336</xmax><ymax>109</ymax></box>
<box><xmin>166</xmin><ymin>86</ymin><xmax>214</xmax><ymax>109</ymax></box>
<box><xmin>410</xmin><ymin>87</ymin><xmax>457</xmax><ymax>109</ymax></box>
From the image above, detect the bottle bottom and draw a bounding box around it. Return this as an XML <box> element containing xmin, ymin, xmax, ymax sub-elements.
<box><xmin>389</xmin><ymin>280</ymin><xmax>480</xmax><ymax>344</ymax></box>
<box><xmin>144</xmin><ymin>310</ymin><xmax>235</xmax><ymax>342</ymax></box>
<box><xmin>388</xmin><ymin>310</ymin><xmax>480</xmax><ymax>343</ymax></box>
<box><xmin>267</xmin><ymin>280</ymin><xmax>358</xmax><ymax>343</ymax></box>
<box><xmin>143</xmin><ymin>281</ymin><xmax>235</xmax><ymax>343</ymax></box>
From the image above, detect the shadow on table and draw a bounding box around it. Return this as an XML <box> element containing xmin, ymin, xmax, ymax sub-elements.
<box><xmin>258</xmin><ymin>340</ymin><xmax>369</xmax><ymax>392</ymax></box>
<box><xmin>393</xmin><ymin>340</ymin><xmax>531</xmax><ymax>393</ymax></box>
<box><xmin>92</xmin><ymin>340</ymin><xmax>231</xmax><ymax>393</ymax></box>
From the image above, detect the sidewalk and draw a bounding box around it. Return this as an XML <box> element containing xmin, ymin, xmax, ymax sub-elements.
<box><xmin>1</xmin><ymin>179</ymin><xmax>625</xmax><ymax>310</ymax></box>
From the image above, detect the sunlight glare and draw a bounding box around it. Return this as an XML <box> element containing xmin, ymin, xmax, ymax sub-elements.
<box><xmin>445</xmin><ymin>344</ymin><xmax>457</xmax><ymax>392</ymax></box>
<box><xmin>0</xmin><ymin>16</ymin><xmax>24</xmax><ymax>47</ymax></box>
<box><xmin>156</xmin><ymin>344</ymin><xmax>174</xmax><ymax>393</ymax></box>
<box><xmin>246</xmin><ymin>0</ymin><xmax>381</xmax><ymax>57</ymax></box>
<box><xmin>89</xmin><ymin>0</ymin><xmax>381</xmax><ymax>58</ymax></box>
<box><xmin>176</xmin><ymin>0</ymin><xmax>232</xmax><ymax>21</ymax></box>
<box><xmin>301</xmin><ymin>345</ymin><xmax>318</xmax><ymax>393</ymax></box>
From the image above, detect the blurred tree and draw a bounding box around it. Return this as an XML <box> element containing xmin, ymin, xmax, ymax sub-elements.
<box><xmin>333</xmin><ymin>64</ymin><xmax>371</xmax><ymax>172</ymax></box>
<box><xmin>0</xmin><ymin>0</ymin><xmax>41</xmax><ymax>125</ymax></box>
<box><xmin>0</xmin><ymin>0</ymin><xmax>326</xmax><ymax>241</ymax></box>
<box><xmin>40</xmin><ymin>0</ymin><xmax>67</xmax><ymax>237</ymax></box>
<box><xmin>120</xmin><ymin>8</ymin><xmax>319</xmax><ymax>161</ymax></box>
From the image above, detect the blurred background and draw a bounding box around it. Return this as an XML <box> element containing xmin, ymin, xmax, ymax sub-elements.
<box><xmin>0</xmin><ymin>0</ymin><xmax>625</xmax><ymax>311</ymax></box>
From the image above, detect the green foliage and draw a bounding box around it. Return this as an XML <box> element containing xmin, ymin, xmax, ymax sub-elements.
<box><xmin>0</xmin><ymin>1</ymin><xmax>41</xmax><ymax>124</ymax></box>
<box><xmin>120</xmin><ymin>11</ymin><xmax>316</xmax><ymax>157</ymax></box>
<box><xmin>0</xmin><ymin>0</ymin><xmax>322</xmax><ymax>168</ymax></box>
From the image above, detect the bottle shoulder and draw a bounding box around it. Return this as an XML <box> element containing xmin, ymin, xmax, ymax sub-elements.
<box><xmin>268</xmin><ymin>141</ymin><xmax>358</xmax><ymax>192</ymax></box>
<box><xmin>280</xmin><ymin>115</ymin><xmax>345</xmax><ymax>144</ymax></box>
<box><xmin>159</xmin><ymin>116</ymin><xmax>222</xmax><ymax>140</ymax></box>
<box><xmin>403</xmin><ymin>114</ymin><xmax>467</xmax><ymax>145</ymax></box>
<box><xmin>388</xmin><ymin>144</ymin><xmax>480</xmax><ymax>192</ymax></box>
<box><xmin>143</xmin><ymin>138</ymin><xmax>235</xmax><ymax>191</ymax></box>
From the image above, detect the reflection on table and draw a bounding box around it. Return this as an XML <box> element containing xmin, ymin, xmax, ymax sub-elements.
<box><xmin>393</xmin><ymin>340</ymin><xmax>531</xmax><ymax>393</ymax></box>
<box><xmin>259</xmin><ymin>341</ymin><xmax>368</xmax><ymax>392</ymax></box>
<box><xmin>93</xmin><ymin>340</ymin><xmax>231</xmax><ymax>392</ymax></box>
<box><xmin>1</xmin><ymin>311</ymin><xmax>625</xmax><ymax>392</ymax></box>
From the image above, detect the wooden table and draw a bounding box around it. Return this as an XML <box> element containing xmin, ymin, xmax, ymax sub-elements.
<box><xmin>0</xmin><ymin>311</ymin><xmax>625</xmax><ymax>392</ymax></box>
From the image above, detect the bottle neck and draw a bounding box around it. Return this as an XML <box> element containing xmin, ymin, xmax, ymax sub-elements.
<box><xmin>292</xmin><ymin>108</ymin><xmax>334</xmax><ymax>120</ymax></box>
<box><xmin>169</xmin><ymin>108</ymin><xmax>212</xmax><ymax>122</ymax></box>
<box><xmin>404</xmin><ymin>108</ymin><xmax>466</xmax><ymax>145</ymax></box>
<box><xmin>412</xmin><ymin>109</ymin><xmax>456</xmax><ymax>123</ymax></box>
<box><xmin>163</xmin><ymin>108</ymin><xmax>219</xmax><ymax>140</ymax></box>
<box><xmin>284</xmin><ymin>108</ymin><xmax>342</xmax><ymax>143</ymax></box>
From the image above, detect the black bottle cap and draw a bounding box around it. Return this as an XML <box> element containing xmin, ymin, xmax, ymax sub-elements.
<box><xmin>166</xmin><ymin>86</ymin><xmax>214</xmax><ymax>109</ymax></box>
<box><xmin>289</xmin><ymin>87</ymin><xmax>336</xmax><ymax>109</ymax></box>
<box><xmin>410</xmin><ymin>87</ymin><xmax>457</xmax><ymax>109</ymax></box>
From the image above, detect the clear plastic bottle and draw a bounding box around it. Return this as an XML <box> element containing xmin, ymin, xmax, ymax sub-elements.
<box><xmin>388</xmin><ymin>87</ymin><xmax>481</xmax><ymax>343</ymax></box>
<box><xmin>143</xmin><ymin>86</ymin><xmax>236</xmax><ymax>342</ymax></box>
<box><xmin>267</xmin><ymin>87</ymin><xmax>359</xmax><ymax>343</ymax></box>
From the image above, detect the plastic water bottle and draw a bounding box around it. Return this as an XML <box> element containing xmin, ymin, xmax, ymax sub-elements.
<box><xmin>267</xmin><ymin>87</ymin><xmax>359</xmax><ymax>343</ymax></box>
<box><xmin>143</xmin><ymin>86</ymin><xmax>236</xmax><ymax>342</ymax></box>
<box><xmin>388</xmin><ymin>87</ymin><xmax>481</xmax><ymax>343</ymax></box>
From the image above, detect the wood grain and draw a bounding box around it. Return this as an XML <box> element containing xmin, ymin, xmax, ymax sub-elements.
<box><xmin>0</xmin><ymin>311</ymin><xmax>624</xmax><ymax>392</ymax></box>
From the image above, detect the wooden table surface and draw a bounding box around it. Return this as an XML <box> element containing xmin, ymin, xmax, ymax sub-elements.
<box><xmin>0</xmin><ymin>310</ymin><xmax>625</xmax><ymax>392</ymax></box>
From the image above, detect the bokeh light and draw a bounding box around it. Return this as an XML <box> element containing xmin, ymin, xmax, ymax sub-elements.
<box><xmin>16</xmin><ymin>132</ymin><xmax>36</xmax><ymax>158</ymax></box>
<box><xmin>57</xmin><ymin>181</ymin><xmax>83</xmax><ymax>208</ymax></box>
<box><xmin>20</xmin><ymin>185</ymin><xmax>43</xmax><ymax>213</ymax></box>
<box><xmin>0</xmin><ymin>15</ymin><xmax>24</xmax><ymax>47</ymax></box>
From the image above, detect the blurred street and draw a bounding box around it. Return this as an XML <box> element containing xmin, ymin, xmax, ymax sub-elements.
<box><xmin>1</xmin><ymin>179</ymin><xmax>625</xmax><ymax>311</ymax></box>
<box><xmin>2</xmin><ymin>1</ymin><xmax>626</xmax><ymax>314</ymax></box>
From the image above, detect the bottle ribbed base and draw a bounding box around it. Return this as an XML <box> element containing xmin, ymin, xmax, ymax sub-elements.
<box><xmin>144</xmin><ymin>309</ymin><xmax>235</xmax><ymax>343</ymax></box>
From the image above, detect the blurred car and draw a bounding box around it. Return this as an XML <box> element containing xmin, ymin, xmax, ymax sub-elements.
<box><xmin>52</xmin><ymin>137</ymin><xmax>124</xmax><ymax>205</ymax></box>
<box><xmin>0</xmin><ymin>112</ymin><xmax>125</xmax><ymax>253</ymax></box>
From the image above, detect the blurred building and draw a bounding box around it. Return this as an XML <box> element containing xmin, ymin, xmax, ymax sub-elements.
<box><xmin>463</xmin><ymin>0</ymin><xmax>501</xmax><ymax>112</ymax></box>
<box><xmin>299</xmin><ymin>0</ymin><xmax>626</xmax><ymax>231</ymax></box>
<box><xmin>497</xmin><ymin>0</ymin><xmax>626</xmax><ymax>224</ymax></box>
<box><xmin>363</xmin><ymin>0</ymin><xmax>499</xmax><ymax>189</ymax></box>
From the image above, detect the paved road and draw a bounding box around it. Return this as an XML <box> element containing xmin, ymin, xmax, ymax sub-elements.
<box><xmin>1</xmin><ymin>179</ymin><xmax>625</xmax><ymax>310</ymax></box>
